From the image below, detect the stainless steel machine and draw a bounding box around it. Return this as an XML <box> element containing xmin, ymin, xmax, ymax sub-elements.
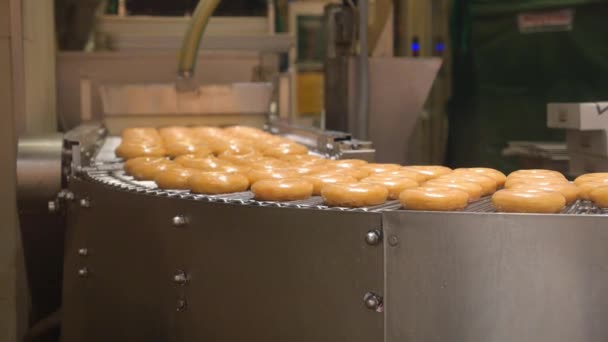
<box><xmin>15</xmin><ymin>120</ymin><xmax>608</xmax><ymax>342</ymax></box>
<box><xmin>13</xmin><ymin>1</ymin><xmax>608</xmax><ymax>341</ymax></box>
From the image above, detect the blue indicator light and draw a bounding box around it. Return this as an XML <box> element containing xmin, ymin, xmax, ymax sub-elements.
<box><xmin>411</xmin><ymin>42</ymin><xmax>420</xmax><ymax>52</ymax></box>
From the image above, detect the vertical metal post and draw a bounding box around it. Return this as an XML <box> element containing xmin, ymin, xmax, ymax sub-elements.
<box><xmin>357</xmin><ymin>0</ymin><xmax>370</xmax><ymax>140</ymax></box>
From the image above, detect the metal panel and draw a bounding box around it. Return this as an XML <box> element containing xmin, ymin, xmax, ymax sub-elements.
<box><xmin>384</xmin><ymin>210</ymin><xmax>608</xmax><ymax>342</ymax></box>
<box><xmin>324</xmin><ymin>56</ymin><xmax>442</xmax><ymax>164</ymax></box>
<box><xmin>62</xmin><ymin>179</ymin><xmax>182</xmax><ymax>342</ymax></box>
<box><xmin>62</xmin><ymin>178</ymin><xmax>384</xmax><ymax>342</ymax></box>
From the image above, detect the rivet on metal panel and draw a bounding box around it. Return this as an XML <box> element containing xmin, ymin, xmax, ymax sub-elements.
<box><xmin>173</xmin><ymin>271</ymin><xmax>189</xmax><ymax>285</ymax></box>
<box><xmin>365</xmin><ymin>230</ymin><xmax>382</xmax><ymax>246</ymax></box>
<box><xmin>176</xmin><ymin>298</ymin><xmax>188</xmax><ymax>312</ymax></box>
<box><xmin>64</xmin><ymin>191</ymin><xmax>75</xmax><ymax>201</ymax></box>
<box><xmin>78</xmin><ymin>248</ymin><xmax>89</xmax><ymax>257</ymax></box>
<box><xmin>77</xmin><ymin>267</ymin><xmax>89</xmax><ymax>277</ymax></box>
<box><xmin>79</xmin><ymin>198</ymin><xmax>91</xmax><ymax>208</ymax></box>
<box><xmin>172</xmin><ymin>215</ymin><xmax>188</xmax><ymax>227</ymax></box>
<box><xmin>363</xmin><ymin>292</ymin><xmax>383</xmax><ymax>312</ymax></box>
<box><xmin>388</xmin><ymin>235</ymin><xmax>399</xmax><ymax>247</ymax></box>
<box><xmin>48</xmin><ymin>200</ymin><xmax>59</xmax><ymax>213</ymax></box>
<box><xmin>57</xmin><ymin>189</ymin><xmax>75</xmax><ymax>201</ymax></box>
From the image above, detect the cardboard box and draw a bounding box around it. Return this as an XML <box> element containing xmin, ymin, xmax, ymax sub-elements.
<box><xmin>569</xmin><ymin>152</ymin><xmax>608</xmax><ymax>175</ymax></box>
<box><xmin>566</xmin><ymin>130</ymin><xmax>608</xmax><ymax>156</ymax></box>
<box><xmin>547</xmin><ymin>102</ymin><xmax>608</xmax><ymax>130</ymax></box>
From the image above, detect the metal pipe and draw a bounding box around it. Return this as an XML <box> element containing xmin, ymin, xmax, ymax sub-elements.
<box><xmin>357</xmin><ymin>0</ymin><xmax>370</xmax><ymax>140</ymax></box>
<box><xmin>177</xmin><ymin>0</ymin><xmax>222</xmax><ymax>80</ymax></box>
<box><xmin>17</xmin><ymin>134</ymin><xmax>64</xmax><ymax>206</ymax></box>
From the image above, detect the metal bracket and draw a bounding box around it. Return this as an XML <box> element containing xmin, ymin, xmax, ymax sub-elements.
<box><xmin>266</xmin><ymin>119</ymin><xmax>375</xmax><ymax>161</ymax></box>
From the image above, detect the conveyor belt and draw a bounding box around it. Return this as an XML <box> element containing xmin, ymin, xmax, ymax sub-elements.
<box><xmin>86</xmin><ymin>137</ymin><xmax>608</xmax><ymax>215</ymax></box>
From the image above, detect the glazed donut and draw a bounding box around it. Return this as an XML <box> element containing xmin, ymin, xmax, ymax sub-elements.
<box><xmin>402</xmin><ymin>165</ymin><xmax>453</xmax><ymax>180</ymax></box>
<box><xmin>251</xmin><ymin>179</ymin><xmax>314</xmax><ymax>201</ymax></box>
<box><xmin>510</xmin><ymin>182</ymin><xmax>580</xmax><ymax>204</ymax></box>
<box><xmin>159</xmin><ymin>126</ymin><xmax>192</xmax><ymax>139</ymax></box>
<box><xmin>332</xmin><ymin>159</ymin><xmax>369</xmax><ymax>169</ymax></box>
<box><xmin>312</xmin><ymin>168</ymin><xmax>370</xmax><ymax>181</ymax></box>
<box><xmin>164</xmin><ymin>141</ymin><xmax>211</xmax><ymax>158</ymax></box>
<box><xmin>359</xmin><ymin>163</ymin><xmax>402</xmax><ymax>174</ymax></box>
<box><xmin>399</xmin><ymin>187</ymin><xmax>469</xmax><ymax>211</ymax></box>
<box><xmin>188</xmin><ymin>172</ymin><xmax>250</xmax><ymax>195</ymax></box>
<box><xmin>289</xmin><ymin>164</ymin><xmax>328</xmax><ymax>176</ymax></box>
<box><xmin>375</xmin><ymin>169</ymin><xmax>428</xmax><ymax>183</ymax></box>
<box><xmin>492</xmin><ymin>188</ymin><xmax>566</xmax><ymax>213</ymax></box>
<box><xmin>191</xmin><ymin>126</ymin><xmax>226</xmax><ymax>139</ymax></box>
<box><xmin>439</xmin><ymin>173</ymin><xmax>497</xmax><ymax>196</ymax></box>
<box><xmin>262</xmin><ymin>143</ymin><xmax>309</xmax><ymax>158</ymax></box>
<box><xmin>279</xmin><ymin>154</ymin><xmax>326</xmax><ymax>165</ymax></box>
<box><xmin>361</xmin><ymin>176</ymin><xmax>418</xmax><ymax>199</ymax></box>
<box><xmin>246</xmin><ymin>168</ymin><xmax>300</xmax><ymax>185</ymax></box>
<box><xmin>212</xmin><ymin>139</ymin><xmax>253</xmax><ymax>155</ymax></box>
<box><xmin>508</xmin><ymin>169</ymin><xmax>566</xmax><ymax>180</ymax></box>
<box><xmin>198</xmin><ymin>138</ymin><xmax>234</xmax><ymax>155</ymax></box>
<box><xmin>574</xmin><ymin>173</ymin><xmax>608</xmax><ymax>186</ymax></box>
<box><xmin>321</xmin><ymin>183</ymin><xmax>389</xmax><ymax>208</ymax></box>
<box><xmin>224</xmin><ymin>126</ymin><xmax>267</xmax><ymax>138</ymax></box>
<box><xmin>590</xmin><ymin>186</ymin><xmax>608</xmax><ymax>208</ymax></box>
<box><xmin>214</xmin><ymin>164</ymin><xmax>251</xmax><ymax>175</ymax></box>
<box><xmin>504</xmin><ymin>176</ymin><xmax>568</xmax><ymax>189</ymax></box>
<box><xmin>154</xmin><ymin>167</ymin><xmax>197</xmax><ymax>190</ymax></box>
<box><xmin>121</xmin><ymin>127</ymin><xmax>160</xmax><ymax>141</ymax></box>
<box><xmin>453</xmin><ymin>168</ymin><xmax>507</xmax><ymax>187</ymax></box>
<box><xmin>246</xmin><ymin>136</ymin><xmax>284</xmax><ymax>151</ymax></box>
<box><xmin>115</xmin><ymin>142</ymin><xmax>166</xmax><ymax>159</ymax></box>
<box><xmin>124</xmin><ymin>157</ymin><xmax>166</xmax><ymax>175</ymax></box>
<box><xmin>218</xmin><ymin>147</ymin><xmax>260</xmax><ymax>164</ymax></box>
<box><xmin>129</xmin><ymin>159</ymin><xmax>177</xmax><ymax>180</ymax></box>
<box><xmin>247</xmin><ymin>158</ymin><xmax>291</xmax><ymax>170</ymax></box>
<box><xmin>175</xmin><ymin>155</ymin><xmax>232</xmax><ymax>171</ymax></box>
<box><xmin>302</xmin><ymin>174</ymin><xmax>358</xmax><ymax>195</ymax></box>
<box><xmin>577</xmin><ymin>181</ymin><xmax>608</xmax><ymax>200</ymax></box>
<box><xmin>423</xmin><ymin>178</ymin><xmax>483</xmax><ymax>202</ymax></box>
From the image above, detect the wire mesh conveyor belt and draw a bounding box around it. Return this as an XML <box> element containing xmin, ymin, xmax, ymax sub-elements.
<box><xmin>87</xmin><ymin>137</ymin><xmax>608</xmax><ymax>215</ymax></box>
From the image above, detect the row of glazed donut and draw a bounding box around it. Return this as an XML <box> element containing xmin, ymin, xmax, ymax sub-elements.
<box><xmin>116</xmin><ymin>127</ymin><xmax>608</xmax><ymax>212</ymax></box>
<box><xmin>122</xmin><ymin>154</ymin><xmax>500</xmax><ymax>209</ymax></box>
<box><xmin>115</xmin><ymin>126</ymin><xmax>309</xmax><ymax>160</ymax></box>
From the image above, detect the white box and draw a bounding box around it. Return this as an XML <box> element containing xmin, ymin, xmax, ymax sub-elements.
<box><xmin>569</xmin><ymin>152</ymin><xmax>608</xmax><ymax>175</ymax></box>
<box><xmin>566</xmin><ymin>130</ymin><xmax>608</xmax><ymax>156</ymax></box>
<box><xmin>547</xmin><ymin>102</ymin><xmax>608</xmax><ymax>130</ymax></box>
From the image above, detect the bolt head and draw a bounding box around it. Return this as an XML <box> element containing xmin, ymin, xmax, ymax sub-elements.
<box><xmin>78</xmin><ymin>248</ymin><xmax>89</xmax><ymax>256</ymax></box>
<box><xmin>365</xmin><ymin>297</ymin><xmax>379</xmax><ymax>309</ymax></box>
<box><xmin>48</xmin><ymin>201</ymin><xmax>58</xmax><ymax>213</ymax></box>
<box><xmin>65</xmin><ymin>191</ymin><xmax>75</xmax><ymax>201</ymax></box>
<box><xmin>78</xmin><ymin>267</ymin><xmax>89</xmax><ymax>277</ymax></box>
<box><xmin>173</xmin><ymin>271</ymin><xmax>189</xmax><ymax>285</ymax></box>
<box><xmin>172</xmin><ymin>215</ymin><xmax>188</xmax><ymax>227</ymax></box>
<box><xmin>176</xmin><ymin>299</ymin><xmax>187</xmax><ymax>312</ymax></box>
<box><xmin>363</xmin><ymin>292</ymin><xmax>383</xmax><ymax>311</ymax></box>
<box><xmin>365</xmin><ymin>230</ymin><xmax>381</xmax><ymax>246</ymax></box>
<box><xmin>388</xmin><ymin>235</ymin><xmax>399</xmax><ymax>247</ymax></box>
<box><xmin>79</xmin><ymin>198</ymin><xmax>91</xmax><ymax>208</ymax></box>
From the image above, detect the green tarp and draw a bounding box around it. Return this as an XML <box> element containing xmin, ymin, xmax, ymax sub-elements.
<box><xmin>447</xmin><ymin>1</ymin><xmax>608</xmax><ymax>172</ymax></box>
